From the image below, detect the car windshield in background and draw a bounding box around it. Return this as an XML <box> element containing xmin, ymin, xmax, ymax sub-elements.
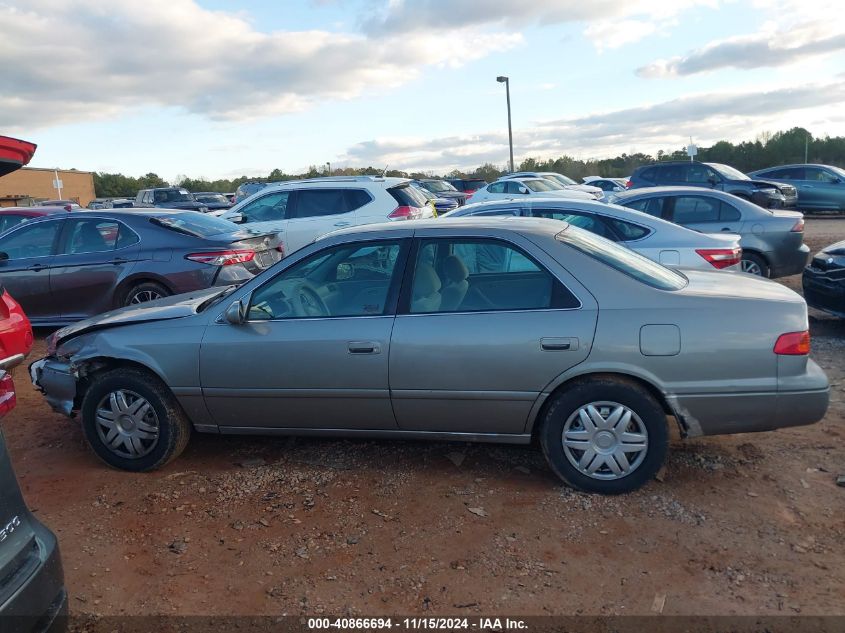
<box><xmin>149</xmin><ymin>213</ymin><xmax>239</xmax><ymax>237</ymax></box>
<box><xmin>546</xmin><ymin>173</ymin><xmax>578</xmax><ymax>186</ymax></box>
<box><xmin>412</xmin><ymin>186</ymin><xmax>436</xmax><ymax>200</ymax></box>
<box><xmin>556</xmin><ymin>225</ymin><xmax>688</xmax><ymax>291</ymax></box>
<box><xmin>710</xmin><ymin>163</ymin><xmax>750</xmax><ymax>181</ymax></box>
<box><xmin>425</xmin><ymin>181</ymin><xmax>457</xmax><ymax>193</ymax></box>
<box><xmin>195</xmin><ymin>194</ymin><xmax>228</xmax><ymax>204</ymax></box>
<box><xmin>525</xmin><ymin>179</ymin><xmax>560</xmax><ymax>192</ymax></box>
<box><xmin>830</xmin><ymin>166</ymin><xmax>845</xmax><ymax>179</ymax></box>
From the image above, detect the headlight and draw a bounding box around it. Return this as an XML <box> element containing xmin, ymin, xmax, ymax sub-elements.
<box><xmin>754</xmin><ymin>187</ymin><xmax>779</xmax><ymax>195</ymax></box>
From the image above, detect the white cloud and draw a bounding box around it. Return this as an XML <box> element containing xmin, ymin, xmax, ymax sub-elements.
<box><xmin>0</xmin><ymin>0</ymin><xmax>521</xmax><ymax>130</ymax></box>
<box><xmin>340</xmin><ymin>81</ymin><xmax>845</xmax><ymax>172</ymax></box>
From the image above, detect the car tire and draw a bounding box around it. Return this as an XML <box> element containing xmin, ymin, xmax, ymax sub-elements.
<box><xmin>80</xmin><ymin>368</ymin><xmax>191</xmax><ymax>472</ymax></box>
<box><xmin>122</xmin><ymin>282</ymin><xmax>170</xmax><ymax>307</ymax></box>
<box><xmin>539</xmin><ymin>376</ymin><xmax>668</xmax><ymax>494</ymax></box>
<box><xmin>741</xmin><ymin>252</ymin><xmax>769</xmax><ymax>277</ymax></box>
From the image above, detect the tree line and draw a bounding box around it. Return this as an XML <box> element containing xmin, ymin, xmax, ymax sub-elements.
<box><xmin>93</xmin><ymin>127</ymin><xmax>845</xmax><ymax>197</ymax></box>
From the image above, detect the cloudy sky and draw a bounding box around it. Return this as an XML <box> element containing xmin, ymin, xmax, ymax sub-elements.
<box><xmin>4</xmin><ymin>0</ymin><xmax>845</xmax><ymax>179</ymax></box>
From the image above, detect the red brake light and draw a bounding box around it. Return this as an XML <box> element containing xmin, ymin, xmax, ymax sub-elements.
<box><xmin>791</xmin><ymin>219</ymin><xmax>804</xmax><ymax>232</ymax></box>
<box><xmin>625</xmin><ymin>180</ymin><xmax>633</xmax><ymax>188</ymax></box>
<box><xmin>388</xmin><ymin>205</ymin><xmax>422</xmax><ymax>221</ymax></box>
<box><xmin>774</xmin><ymin>331</ymin><xmax>810</xmax><ymax>355</ymax></box>
<box><xmin>695</xmin><ymin>247</ymin><xmax>742</xmax><ymax>269</ymax></box>
<box><xmin>185</xmin><ymin>249</ymin><xmax>255</xmax><ymax>266</ymax></box>
<box><xmin>0</xmin><ymin>373</ymin><xmax>16</xmax><ymax>418</ymax></box>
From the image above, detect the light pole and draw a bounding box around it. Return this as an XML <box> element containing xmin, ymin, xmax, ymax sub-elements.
<box><xmin>496</xmin><ymin>76</ymin><xmax>514</xmax><ymax>173</ymax></box>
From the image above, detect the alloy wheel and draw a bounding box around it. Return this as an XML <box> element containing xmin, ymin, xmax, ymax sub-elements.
<box><xmin>129</xmin><ymin>290</ymin><xmax>163</xmax><ymax>304</ymax></box>
<box><xmin>95</xmin><ymin>389</ymin><xmax>160</xmax><ymax>459</ymax></box>
<box><xmin>561</xmin><ymin>401</ymin><xmax>649</xmax><ymax>480</ymax></box>
<box><xmin>741</xmin><ymin>259</ymin><xmax>763</xmax><ymax>275</ymax></box>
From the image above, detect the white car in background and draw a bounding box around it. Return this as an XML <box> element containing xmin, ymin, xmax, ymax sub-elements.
<box><xmin>502</xmin><ymin>171</ymin><xmax>603</xmax><ymax>199</ymax></box>
<box><xmin>583</xmin><ymin>176</ymin><xmax>629</xmax><ymax>201</ymax></box>
<box><xmin>468</xmin><ymin>177</ymin><xmax>596</xmax><ymax>204</ymax></box>
<box><xmin>213</xmin><ymin>176</ymin><xmax>435</xmax><ymax>255</ymax></box>
<box><xmin>441</xmin><ymin>198</ymin><xmax>742</xmax><ymax>271</ymax></box>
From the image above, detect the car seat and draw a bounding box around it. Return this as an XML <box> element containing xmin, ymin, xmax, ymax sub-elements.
<box><xmin>411</xmin><ymin>264</ymin><xmax>442</xmax><ymax>313</ymax></box>
<box><xmin>440</xmin><ymin>255</ymin><xmax>469</xmax><ymax>311</ymax></box>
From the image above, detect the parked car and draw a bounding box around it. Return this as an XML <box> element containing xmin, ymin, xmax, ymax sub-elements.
<box><xmin>411</xmin><ymin>183</ymin><xmax>459</xmax><ymax>215</ymax></box>
<box><xmin>0</xmin><ymin>354</ymin><xmax>67</xmax><ymax>631</ymax></box>
<box><xmin>0</xmin><ymin>135</ymin><xmax>36</xmax><ymax>176</ymax></box>
<box><xmin>583</xmin><ymin>177</ymin><xmax>628</xmax><ymax>201</ymax></box>
<box><xmin>611</xmin><ymin>187</ymin><xmax>809</xmax><ymax>278</ymax></box>
<box><xmin>803</xmin><ymin>240</ymin><xmax>845</xmax><ymax>318</ymax></box>
<box><xmin>87</xmin><ymin>198</ymin><xmax>113</xmax><ymax>210</ymax></box>
<box><xmin>192</xmin><ymin>192</ymin><xmax>233</xmax><ymax>211</ymax></box>
<box><xmin>31</xmin><ymin>218</ymin><xmax>828</xmax><ymax>494</ymax></box>
<box><xmin>0</xmin><ymin>210</ymin><xmax>284</xmax><ymax>326</ymax></box>
<box><xmin>215</xmin><ymin>176</ymin><xmax>435</xmax><ymax>255</ymax></box>
<box><xmin>0</xmin><ymin>207</ymin><xmax>70</xmax><ymax>235</ymax></box>
<box><xmin>747</xmin><ymin>164</ymin><xmax>845</xmax><ymax>213</ymax></box>
<box><xmin>412</xmin><ymin>179</ymin><xmax>467</xmax><ymax>206</ymax></box>
<box><xmin>0</xmin><ymin>286</ymin><xmax>33</xmax><ymax>358</ymax></box>
<box><xmin>446</xmin><ymin>178</ymin><xmax>488</xmax><ymax>196</ymax></box>
<box><xmin>441</xmin><ymin>198</ymin><xmax>741</xmax><ymax>271</ymax></box>
<box><xmin>234</xmin><ymin>182</ymin><xmax>269</xmax><ymax>204</ymax></box>
<box><xmin>37</xmin><ymin>200</ymin><xmax>82</xmax><ymax>211</ymax></box>
<box><xmin>134</xmin><ymin>187</ymin><xmax>208</xmax><ymax>212</ymax></box>
<box><xmin>110</xmin><ymin>198</ymin><xmax>134</xmax><ymax>209</ymax></box>
<box><xmin>469</xmin><ymin>178</ymin><xmax>596</xmax><ymax>204</ymax></box>
<box><xmin>628</xmin><ymin>161</ymin><xmax>798</xmax><ymax>209</ymax></box>
<box><xmin>502</xmin><ymin>172</ymin><xmax>602</xmax><ymax>199</ymax></box>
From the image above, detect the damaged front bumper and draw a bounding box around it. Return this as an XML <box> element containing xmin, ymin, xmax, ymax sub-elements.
<box><xmin>29</xmin><ymin>358</ymin><xmax>77</xmax><ymax>417</ymax></box>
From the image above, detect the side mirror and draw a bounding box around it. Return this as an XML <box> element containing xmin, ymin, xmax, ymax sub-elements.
<box><xmin>229</xmin><ymin>212</ymin><xmax>245</xmax><ymax>224</ymax></box>
<box><xmin>224</xmin><ymin>299</ymin><xmax>247</xmax><ymax>325</ymax></box>
<box><xmin>336</xmin><ymin>263</ymin><xmax>354</xmax><ymax>280</ymax></box>
<box><xmin>707</xmin><ymin>176</ymin><xmax>718</xmax><ymax>186</ymax></box>
<box><xmin>0</xmin><ymin>252</ymin><xmax>8</xmax><ymax>261</ymax></box>
<box><xmin>518</xmin><ymin>186</ymin><xmax>529</xmax><ymax>194</ymax></box>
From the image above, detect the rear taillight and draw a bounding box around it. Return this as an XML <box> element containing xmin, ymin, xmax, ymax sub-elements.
<box><xmin>186</xmin><ymin>249</ymin><xmax>255</xmax><ymax>266</ymax></box>
<box><xmin>0</xmin><ymin>373</ymin><xmax>16</xmax><ymax>417</ymax></box>
<box><xmin>791</xmin><ymin>219</ymin><xmax>804</xmax><ymax>232</ymax></box>
<box><xmin>774</xmin><ymin>331</ymin><xmax>810</xmax><ymax>355</ymax></box>
<box><xmin>388</xmin><ymin>205</ymin><xmax>422</xmax><ymax>221</ymax></box>
<box><xmin>625</xmin><ymin>180</ymin><xmax>633</xmax><ymax>188</ymax></box>
<box><xmin>695</xmin><ymin>247</ymin><xmax>742</xmax><ymax>270</ymax></box>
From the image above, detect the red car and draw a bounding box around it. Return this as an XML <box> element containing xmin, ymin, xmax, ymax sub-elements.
<box><xmin>0</xmin><ymin>207</ymin><xmax>69</xmax><ymax>235</ymax></box>
<box><xmin>0</xmin><ymin>286</ymin><xmax>33</xmax><ymax>358</ymax></box>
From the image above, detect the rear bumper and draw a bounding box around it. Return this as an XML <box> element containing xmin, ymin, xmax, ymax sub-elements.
<box><xmin>668</xmin><ymin>360</ymin><xmax>829</xmax><ymax>437</ymax></box>
<box><xmin>768</xmin><ymin>243</ymin><xmax>811</xmax><ymax>278</ymax></box>
<box><xmin>803</xmin><ymin>267</ymin><xmax>845</xmax><ymax>317</ymax></box>
<box><xmin>0</xmin><ymin>520</ymin><xmax>67</xmax><ymax>633</ymax></box>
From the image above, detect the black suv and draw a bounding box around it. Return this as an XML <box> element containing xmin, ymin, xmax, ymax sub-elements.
<box><xmin>628</xmin><ymin>161</ymin><xmax>797</xmax><ymax>209</ymax></box>
<box><xmin>134</xmin><ymin>187</ymin><xmax>208</xmax><ymax>212</ymax></box>
<box><xmin>446</xmin><ymin>178</ymin><xmax>488</xmax><ymax>195</ymax></box>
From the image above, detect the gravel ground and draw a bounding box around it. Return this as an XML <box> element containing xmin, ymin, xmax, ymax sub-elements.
<box><xmin>3</xmin><ymin>218</ymin><xmax>844</xmax><ymax>618</ymax></box>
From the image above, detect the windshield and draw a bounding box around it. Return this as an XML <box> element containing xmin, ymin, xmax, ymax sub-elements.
<box><xmin>543</xmin><ymin>173</ymin><xmax>577</xmax><ymax>186</ymax></box>
<box><xmin>708</xmin><ymin>163</ymin><xmax>750</xmax><ymax>181</ymax></box>
<box><xmin>412</xmin><ymin>185</ymin><xmax>436</xmax><ymax>200</ymax></box>
<box><xmin>830</xmin><ymin>166</ymin><xmax>845</xmax><ymax>179</ymax></box>
<box><xmin>149</xmin><ymin>212</ymin><xmax>240</xmax><ymax>237</ymax></box>
<box><xmin>556</xmin><ymin>225</ymin><xmax>687</xmax><ymax>291</ymax></box>
<box><xmin>423</xmin><ymin>180</ymin><xmax>457</xmax><ymax>193</ymax></box>
<box><xmin>195</xmin><ymin>194</ymin><xmax>228</xmax><ymax>204</ymax></box>
<box><xmin>524</xmin><ymin>179</ymin><xmax>561</xmax><ymax>192</ymax></box>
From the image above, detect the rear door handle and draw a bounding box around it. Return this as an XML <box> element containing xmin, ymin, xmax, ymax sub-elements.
<box><xmin>334</xmin><ymin>221</ymin><xmax>351</xmax><ymax>227</ymax></box>
<box><xmin>348</xmin><ymin>341</ymin><xmax>380</xmax><ymax>354</ymax></box>
<box><xmin>27</xmin><ymin>264</ymin><xmax>48</xmax><ymax>272</ymax></box>
<box><xmin>720</xmin><ymin>227</ymin><xmax>732</xmax><ymax>232</ymax></box>
<box><xmin>541</xmin><ymin>337</ymin><xmax>578</xmax><ymax>351</ymax></box>
<box><xmin>110</xmin><ymin>257</ymin><xmax>129</xmax><ymax>265</ymax></box>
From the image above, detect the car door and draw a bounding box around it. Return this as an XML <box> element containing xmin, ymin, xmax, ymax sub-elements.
<box><xmin>0</xmin><ymin>219</ymin><xmax>63</xmax><ymax>320</ymax></box>
<box><xmin>667</xmin><ymin>195</ymin><xmax>742</xmax><ymax>234</ymax></box>
<box><xmin>801</xmin><ymin>167</ymin><xmax>842</xmax><ymax>210</ymax></box>
<box><xmin>389</xmin><ymin>232</ymin><xmax>597</xmax><ymax>435</ymax></box>
<box><xmin>199</xmin><ymin>236</ymin><xmax>410</xmax><ymax>430</ymax></box>
<box><xmin>226</xmin><ymin>189</ymin><xmax>292</xmax><ymax>241</ymax></box>
<box><xmin>50</xmin><ymin>217</ymin><xmax>141</xmax><ymax>319</ymax></box>
<box><xmin>282</xmin><ymin>188</ymin><xmax>367</xmax><ymax>254</ymax></box>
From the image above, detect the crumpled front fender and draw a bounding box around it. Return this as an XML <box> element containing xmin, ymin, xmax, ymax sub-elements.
<box><xmin>30</xmin><ymin>357</ymin><xmax>77</xmax><ymax>417</ymax></box>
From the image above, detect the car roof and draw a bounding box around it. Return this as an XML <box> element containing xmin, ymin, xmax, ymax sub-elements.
<box><xmin>323</xmin><ymin>215</ymin><xmax>569</xmax><ymax>240</ymax></box>
<box><xmin>0</xmin><ymin>207</ymin><xmax>60</xmax><ymax>215</ymax></box>
<box><xmin>612</xmin><ymin>185</ymin><xmax>741</xmax><ymax>199</ymax></box>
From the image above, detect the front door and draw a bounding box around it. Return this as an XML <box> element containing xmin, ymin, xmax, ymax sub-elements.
<box><xmin>389</xmin><ymin>235</ymin><xmax>597</xmax><ymax>435</ymax></box>
<box><xmin>51</xmin><ymin>217</ymin><xmax>141</xmax><ymax>319</ymax></box>
<box><xmin>200</xmin><ymin>238</ymin><xmax>409</xmax><ymax>430</ymax></box>
<box><xmin>800</xmin><ymin>167</ymin><xmax>843</xmax><ymax>211</ymax></box>
<box><xmin>0</xmin><ymin>219</ymin><xmax>63</xmax><ymax>321</ymax></box>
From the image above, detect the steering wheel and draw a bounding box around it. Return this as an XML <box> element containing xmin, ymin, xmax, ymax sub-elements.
<box><xmin>294</xmin><ymin>283</ymin><xmax>330</xmax><ymax>317</ymax></box>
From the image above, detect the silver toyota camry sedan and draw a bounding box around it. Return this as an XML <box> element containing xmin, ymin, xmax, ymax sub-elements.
<box><xmin>30</xmin><ymin>218</ymin><xmax>829</xmax><ymax>494</ymax></box>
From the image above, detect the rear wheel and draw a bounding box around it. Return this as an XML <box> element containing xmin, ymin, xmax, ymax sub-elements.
<box><xmin>80</xmin><ymin>368</ymin><xmax>191</xmax><ymax>471</ymax></box>
<box><xmin>741</xmin><ymin>252</ymin><xmax>769</xmax><ymax>277</ymax></box>
<box><xmin>123</xmin><ymin>281</ymin><xmax>170</xmax><ymax>307</ymax></box>
<box><xmin>539</xmin><ymin>377</ymin><xmax>668</xmax><ymax>494</ymax></box>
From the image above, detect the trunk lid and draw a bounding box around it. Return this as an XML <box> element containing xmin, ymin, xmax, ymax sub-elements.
<box><xmin>680</xmin><ymin>268</ymin><xmax>806</xmax><ymax>303</ymax></box>
<box><xmin>208</xmin><ymin>230</ymin><xmax>284</xmax><ymax>273</ymax></box>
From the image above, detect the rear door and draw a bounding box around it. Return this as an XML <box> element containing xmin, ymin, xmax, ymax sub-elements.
<box><xmin>389</xmin><ymin>232</ymin><xmax>597</xmax><ymax>435</ymax></box>
<box><xmin>667</xmin><ymin>195</ymin><xmax>743</xmax><ymax>234</ymax></box>
<box><xmin>283</xmin><ymin>188</ymin><xmax>365</xmax><ymax>254</ymax></box>
<box><xmin>0</xmin><ymin>219</ymin><xmax>63</xmax><ymax>320</ymax></box>
<box><xmin>51</xmin><ymin>217</ymin><xmax>141</xmax><ymax>319</ymax></box>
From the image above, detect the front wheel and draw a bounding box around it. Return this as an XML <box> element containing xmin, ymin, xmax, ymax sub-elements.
<box><xmin>539</xmin><ymin>377</ymin><xmax>668</xmax><ymax>494</ymax></box>
<box><xmin>80</xmin><ymin>368</ymin><xmax>191</xmax><ymax>471</ymax></box>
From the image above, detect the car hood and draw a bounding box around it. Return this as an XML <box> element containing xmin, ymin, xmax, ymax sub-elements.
<box><xmin>565</xmin><ymin>184</ymin><xmax>602</xmax><ymax>194</ymax></box>
<box><xmin>432</xmin><ymin>191</ymin><xmax>466</xmax><ymax>200</ymax></box>
<box><xmin>49</xmin><ymin>287</ymin><xmax>225</xmax><ymax>350</ymax></box>
<box><xmin>820</xmin><ymin>240</ymin><xmax>845</xmax><ymax>256</ymax></box>
<box><xmin>750</xmin><ymin>179</ymin><xmax>792</xmax><ymax>192</ymax></box>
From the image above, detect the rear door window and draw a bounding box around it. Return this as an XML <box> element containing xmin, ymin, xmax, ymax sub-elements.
<box><xmin>531</xmin><ymin>209</ymin><xmax>618</xmax><ymax>241</ymax></box>
<box><xmin>624</xmin><ymin>197</ymin><xmax>666</xmax><ymax>218</ymax></box>
<box><xmin>61</xmin><ymin>218</ymin><xmax>121</xmax><ymax>254</ymax></box>
<box><xmin>292</xmin><ymin>189</ymin><xmax>351</xmax><ymax>218</ymax></box>
<box><xmin>487</xmin><ymin>182</ymin><xmax>506</xmax><ymax>194</ymax></box>
<box><xmin>670</xmin><ymin>196</ymin><xmax>720</xmax><ymax>224</ymax></box>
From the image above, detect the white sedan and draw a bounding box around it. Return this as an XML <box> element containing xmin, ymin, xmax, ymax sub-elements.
<box><xmin>501</xmin><ymin>171</ymin><xmax>603</xmax><ymax>198</ymax></box>
<box><xmin>441</xmin><ymin>198</ymin><xmax>742</xmax><ymax>271</ymax></box>
<box><xmin>468</xmin><ymin>177</ymin><xmax>596</xmax><ymax>204</ymax></box>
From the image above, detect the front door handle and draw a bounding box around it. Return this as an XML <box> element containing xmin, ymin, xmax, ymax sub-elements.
<box><xmin>110</xmin><ymin>257</ymin><xmax>129</xmax><ymax>265</ymax></box>
<box><xmin>334</xmin><ymin>221</ymin><xmax>351</xmax><ymax>227</ymax></box>
<box><xmin>720</xmin><ymin>227</ymin><xmax>732</xmax><ymax>232</ymax></box>
<box><xmin>28</xmin><ymin>264</ymin><xmax>48</xmax><ymax>272</ymax></box>
<box><xmin>541</xmin><ymin>337</ymin><xmax>578</xmax><ymax>351</ymax></box>
<box><xmin>348</xmin><ymin>341</ymin><xmax>380</xmax><ymax>354</ymax></box>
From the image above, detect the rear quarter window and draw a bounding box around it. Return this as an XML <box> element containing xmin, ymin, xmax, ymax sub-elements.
<box><xmin>389</xmin><ymin>185</ymin><xmax>427</xmax><ymax>208</ymax></box>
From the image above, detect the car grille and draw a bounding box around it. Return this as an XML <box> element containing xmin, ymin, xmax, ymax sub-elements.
<box><xmin>780</xmin><ymin>185</ymin><xmax>797</xmax><ymax>196</ymax></box>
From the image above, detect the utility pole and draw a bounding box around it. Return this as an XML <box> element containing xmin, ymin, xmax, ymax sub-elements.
<box><xmin>497</xmin><ymin>76</ymin><xmax>514</xmax><ymax>173</ymax></box>
<box><xmin>804</xmin><ymin>134</ymin><xmax>809</xmax><ymax>164</ymax></box>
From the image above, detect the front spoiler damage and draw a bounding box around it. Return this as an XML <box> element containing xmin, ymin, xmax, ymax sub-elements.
<box><xmin>29</xmin><ymin>358</ymin><xmax>77</xmax><ymax>417</ymax></box>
